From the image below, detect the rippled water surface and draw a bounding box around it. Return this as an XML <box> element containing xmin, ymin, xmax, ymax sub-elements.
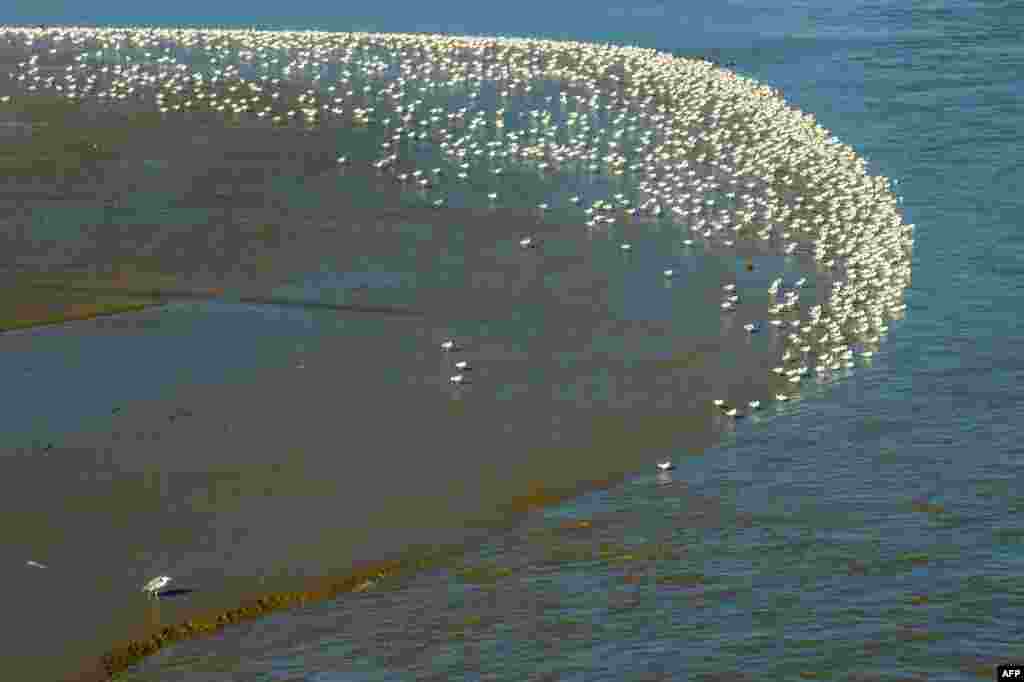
<box><xmin>3</xmin><ymin>0</ymin><xmax>1022</xmax><ymax>680</ymax></box>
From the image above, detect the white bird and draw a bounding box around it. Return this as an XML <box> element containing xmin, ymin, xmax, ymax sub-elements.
<box><xmin>748</xmin><ymin>400</ymin><xmax>761</xmax><ymax>409</ymax></box>
<box><xmin>656</xmin><ymin>460</ymin><xmax>675</xmax><ymax>471</ymax></box>
<box><xmin>723</xmin><ymin>284</ymin><xmax>736</xmax><ymax>292</ymax></box>
<box><xmin>794</xmin><ymin>277</ymin><xmax>807</xmax><ymax>287</ymax></box>
<box><xmin>663</xmin><ymin>269</ymin><xmax>675</xmax><ymax>277</ymax></box>
<box><xmin>142</xmin><ymin>575</ymin><xmax>172</xmax><ymax>599</ymax></box>
<box><xmin>713</xmin><ymin>399</ymin><xmax>726</xmax><ymax>407</ymax></box>
<box><xmin>683</xmin><ymin>239</ymin><xmax>694</xmax><ymax>246</ymax></box>
<box><xmin>775</xmin><ymin>393</ymin><xmax>790</xmax><ymax>401</ymax></box>
<box><xmin>724</xmin><ymin>407</ymin><xmax>740</xmax><ymax>417</ymax></box>
<box><xmin>440</xmin><ymin>339</ymin><xmax>458</xmax><ymax>352</ymax></box>
<box><xmin>454</xmin><ymin>360</ymin><xmax>471</xmax><ymax>371</ymax></box>
<box><xmin>25</xmin><ymin>560</ymin><xmax>47</xmax><ymax>569</ymax></box>
<box><xmin>519</xmin><ymin>236</ymin><xmax>536</xmax><ymax>248</ymax></box>
<box><xmin>743</xmin><ymin>323</ymin><xmax>760</xmax><ymax>333</ymax></box>
<box><xmin>620</xmin><ymin>243</ymin><xmax>632</xmax><ymax>251</ymax></box>
<box><xmin>449</xmin><ymin>374</ymin><xmax>468</xmax><ymax>385</ymax></box>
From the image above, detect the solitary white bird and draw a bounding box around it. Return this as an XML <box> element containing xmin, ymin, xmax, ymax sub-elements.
<box><xmin>620</xmin><ymin>243</ymin><xmax>632</xmax><ymax>251</ymax></box>
<box><xmin>142</xmin><ymin>575</ymin><xmax>172</xmax><ymax>599</ymax></box>
<box><xmin>713</xmin><ymin>399</ymin><xmax>726</xmax><ymax>407</ymax></box>
<box><xmin>663</xmin><ymin>269</ymin><xmax>675</xmax><ymax>278</ymax></box>
<box><xmin>656</xmin><ymin>460</ymin><xmax>675</xmax><ymax>471</ymax></box>
<box><xmin>519</xmin><ymin>236</ymin><xmax>536</xmax><ymax>248</ymax></box>
<box><xmin>25</xmin><ymin>560</ymin><xmax>47</xmax><ymax>569</ymax></box>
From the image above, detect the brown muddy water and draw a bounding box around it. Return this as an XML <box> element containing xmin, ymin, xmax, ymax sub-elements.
<box><xmin>1</xmin><ymin>57</ymin><xmax>806</xmax><ymax>681</ymax></box>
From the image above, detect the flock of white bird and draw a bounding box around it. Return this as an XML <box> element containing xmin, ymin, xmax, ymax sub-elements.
<box><xmin>3</xmin><ymin>24</ymin><xmax>911</xmax><ymax>536</ymax></box>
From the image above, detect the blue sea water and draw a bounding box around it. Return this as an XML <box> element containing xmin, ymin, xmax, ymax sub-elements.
<box><xmin>7</xmin><ymin>0</ymin><xmax>1024</xmax><ymax>679</ymax></box>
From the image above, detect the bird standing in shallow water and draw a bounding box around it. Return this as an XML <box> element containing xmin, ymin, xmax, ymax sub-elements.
<box><xmin>142</xmin><ymin>576</ymin><xmax>172</xmax><ymax>599</ymax></box>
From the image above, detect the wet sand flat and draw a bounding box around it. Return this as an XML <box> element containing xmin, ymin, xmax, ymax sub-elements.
<box><xmin>0</xmin><ymin>59</ymin><xmax>796</xmax><ymax>681</ymax></box>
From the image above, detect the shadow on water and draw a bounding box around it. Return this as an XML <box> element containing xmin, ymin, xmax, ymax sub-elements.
<box><xmin>153</xmin><ymin>588</ymin><xmax>196</xmax><ymax>600</ymax></box>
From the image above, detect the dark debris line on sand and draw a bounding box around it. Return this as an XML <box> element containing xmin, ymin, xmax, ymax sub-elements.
<box><xmin>21</xmin><ymin>281</ymin><xmax>427</xmax><ymax>318</ymax></box>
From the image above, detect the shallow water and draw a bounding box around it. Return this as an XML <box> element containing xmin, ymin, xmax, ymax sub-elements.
<box><xmin>118</xmin><ymin>0</ymin><xmax>1023</xmax><ymax>680</ymax></box>
<box><xmin>3</xmin><ymin>0</ymin><xmax>1021</xmax><ymax>679</ymax></box>
<box><xmin>1</xmin><ymin>51</ymin><xmax>807</xmax><ymax>679</ymax></box>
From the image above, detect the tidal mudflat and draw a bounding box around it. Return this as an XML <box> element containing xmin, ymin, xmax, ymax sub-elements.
<box><xmin>0</xmin><ymin>25</ymin><xmax>910</xmax><ymax>681</ymax></box>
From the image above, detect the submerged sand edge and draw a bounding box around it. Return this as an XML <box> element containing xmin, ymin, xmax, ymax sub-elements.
<box><xmin>91</xmin><ymin>476</ymin><xmax>625</xmax><ymax>681</ymax></box>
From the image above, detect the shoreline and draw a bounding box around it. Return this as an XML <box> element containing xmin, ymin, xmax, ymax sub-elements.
<box><xmin>5</xmin><ymin>221</ymin><xmax>792</xmax><ymax>682</ymax></box>
<box><xmin>0</xmin><ymin>32</ymin><xmax>864</xmax><ymax>682</ymax></box>
<box><xmin>10</xmin><ymin>304</ymin><xmax>750</xmax><ymax>682</ymax></box>
<box><xmin>93</xmin><ymin>471</ymin><xmax>635</xmax><ymax>680</ymax></box>
<box><xmin>0</xmin><ymin>300</ymin><xmax>163</xmax><ymax>334</ymax></box>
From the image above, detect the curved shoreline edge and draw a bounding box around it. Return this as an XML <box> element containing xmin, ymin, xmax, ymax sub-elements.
<box><xmin>5</xmin><ymin>21</ymin><xmax>913</xmax><ymax>681</ymax></box>
<box><xmin>92</xmin><ymin>476</ymin><xmax>624</xmax><ymax>680</ymax></box>
<box><xmin>0</xmin><ymin>281</ymin><xmax>426</xmax><ymax>338</ymax></box>
<box><xmin>22</xmin><ymin>281</ymin><xmax>427</xmax><ymax>317</ymax></box>
<box><xmin>0</xmin><ymin>300</ymin><xmax>164</xmax><ymax>334</ymax></box>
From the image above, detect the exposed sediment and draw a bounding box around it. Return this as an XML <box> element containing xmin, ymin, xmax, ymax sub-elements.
<box><xmin>0</xmin><ymin>24</ymin><xmax>911</xmax><ymax>681</ymax></box>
